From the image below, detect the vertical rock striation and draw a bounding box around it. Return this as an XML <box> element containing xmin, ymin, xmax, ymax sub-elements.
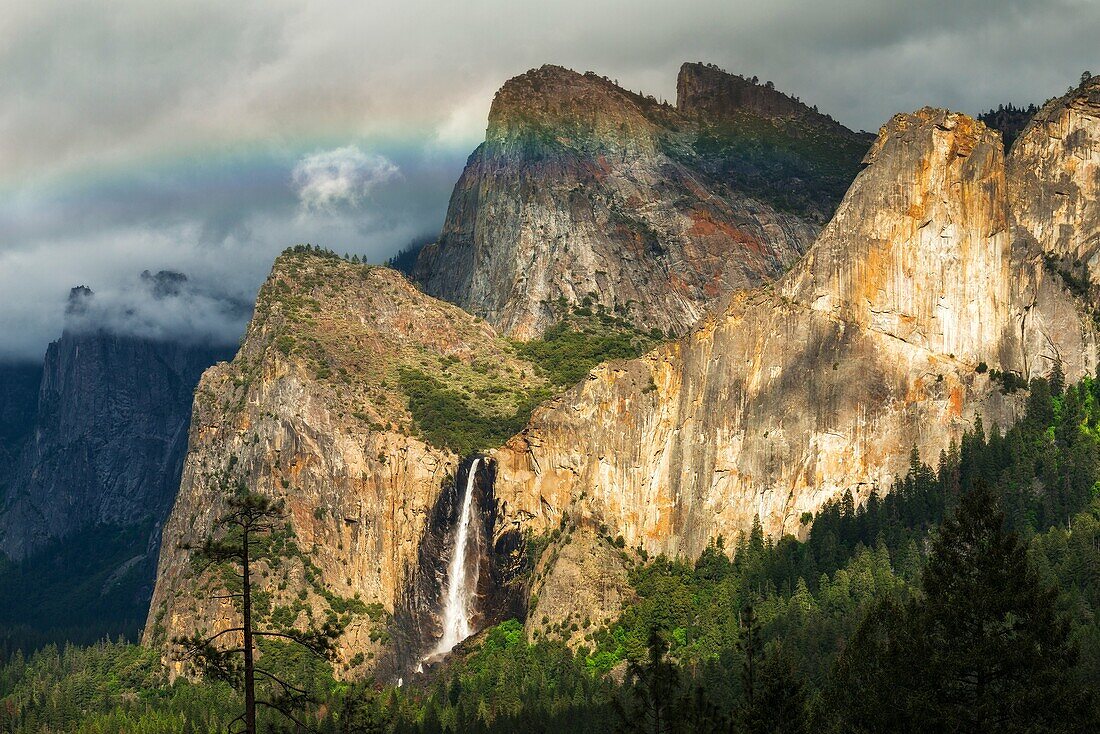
<box><xmin>1008</xmin><ymin>75</ymin><xmax>1100</xmax><ymax>287</ymax></box>
<box><xmin>491</xmin><ymin>100</ymin><xmax>1097</xmax><ymax>567</ymax></box>
<box><xmin>0</xmin><ymin>329</ymin><xmax>228</xmax><ymax>561</ymax></box>
<box><xmin>414</xmin><ymin>63</ymin><xmax>870</xmax><ymax>339</ymax></box>
<box><xmin>144</xmin><ymin>252</ymin><xmax>545</xmax><ymax>674</ymax></box>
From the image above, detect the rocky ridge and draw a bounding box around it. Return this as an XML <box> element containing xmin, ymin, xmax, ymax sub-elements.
<box><xmin>144</xmin><ymin>250</ymin><xmax>546</xmax><ymax>674</ymax></box>
<box><xmin>414</xmin><ymin>63</ymin><xmax>870</xmax><ymax>339</ymax></box>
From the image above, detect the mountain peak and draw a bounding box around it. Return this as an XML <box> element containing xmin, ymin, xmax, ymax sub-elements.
<box><xmin>676</xmin><ymin>62</ymin><xmax>841</xmax><ymax>127</ymax></box>
<box><xmin>787</xmin><ymin>106</ymin><xmax>1008</xmax><ymax>362</ymax></box>
<box><xmin>1026</xmin><ymin>72</ymin><xmax>1100</xmax><ymax>133</ymax></box>
<box><xmin>485</xmin><ymin>64</ymin><xmax>669</xmax><ymax>152</ymax></box>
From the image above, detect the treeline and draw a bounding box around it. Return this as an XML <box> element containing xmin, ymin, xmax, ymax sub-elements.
<box><xmin>281</xmin><ymin>238</ymin><xmax>435</xmax><ymax>273</ymax></box>
<box><xmin>977</xmin><ymin>102</ymin><xmax>1039</xmax><ymax>148</ymax></box>
<box><xmin>0</xmin><ymin>523</ymin><xmax>154</xmax><ymax>654</ymax></box>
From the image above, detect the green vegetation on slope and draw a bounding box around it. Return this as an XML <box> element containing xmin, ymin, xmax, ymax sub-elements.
<box><xmin>512</xmin><ymin>306</ymin><xmax>663</xmax><ymax>386</ymax></box>
<box><xmin>5</xmin><ymin>495</ymin><xmax>1096</xmax><ymax>732</ymax></box>
<box><xmin>399</xmin><ymin>305</ymin><xmax>663</xmax><ymax>454</ymax></box>
<box><xmin>217</xmin><ymin>245</ymin><xmax>552</xmax><ymax>456</ymax></box>
<box><xmin>397</xmin><ymin>367</ymin><xmax>551</xmax><ymax>455</ymax></box>
<box><xmin>978</xmin><ymin>102</ymin><xmax>1039</xmax><ymax>149</ymax></box>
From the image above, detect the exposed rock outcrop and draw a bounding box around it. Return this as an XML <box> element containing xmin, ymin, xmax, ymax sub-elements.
<box><xmin>491</xmin><ymin>100</ymin><xmax>1097</xmax><ymax>561</ymax></box>
<box><xmin>1008</xmin><ymin>74</ymin><xmax>1100</xmax><ymax>288</ymax></box>
<box><xmin>144</xmin><ymin>251</ymin><xmax>545</xmax><ymax>674</ymax></box>
<box><xmin>525</xmin><ymin>521</ymin><xmax>635</xmax><ymax>647</ymax></box>
<box><xmin>414</xmin><ymin>64</ymin><xmax>870</xmax><ymax>339</ymax></box>
<box><xmin>677</xmin><ymin>62</ymin><xmax>836</xmax><ymax>123</ymax></box>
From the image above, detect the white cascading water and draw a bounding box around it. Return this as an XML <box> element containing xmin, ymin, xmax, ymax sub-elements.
<box><xmin>429</xmin><ymin>457</ymin><xmax>481</xmax><ymax>658</ymax></box>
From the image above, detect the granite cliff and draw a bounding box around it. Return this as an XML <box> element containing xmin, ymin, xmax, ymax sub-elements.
<box><xmin>0</xmin><ymin>332</ymin><xmax>228</xmax><ymax>562</ymax></box>
<box><xmin>1008</xmin><ymin>74</ymin><xmax>1100</xmax><ymax>290</ymax></box>
<box><xmin>491</xmin><ymin>91</ymin><xmax>1099</xmax><ymax>586</ymax></box>
<box><xmin>144</xmin><ymin>249</ymin><xmax>544</xmax><ymax>674</ymax></box>
<box><xmin>0</xmin><ymin>279</ymin><xmax>233</xmax><ymax>642</ymax></box>
<box><xmin>0</xmin><ymin>279</ymin><xmax>232</xmax><ymax>562</ymax></box>
<box><xmin>414</xmin><ymin>63</ymin><xmax>870</xmax><ymax>339</ymax></box>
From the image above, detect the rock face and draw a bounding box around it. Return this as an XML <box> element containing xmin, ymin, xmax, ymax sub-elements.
<box><xmin>0</xmin><ymin>363</ymin><xmax>42</xmax><ymax>483</ymax></box>
<box><xmin>0</xmin><ymin>275</ymin><xmax>237</xmax><ymax>641</ymax></box>
<box><xmin>784</xmin><ymin>109</ymin><xmax>1012</xmax><ymax>363</ymax></box>
<box><xmin>525</xmin><ymin>520</ymin><xmax>634</xmax><ymax>647</ymax></box>
<box><xmin>491</xmin><ymin>99</ymin><xmax>1098</xmax><ymax>562</ymax></box>
<box><xmin>1008</xmin><ymin>74</ymin><xmax>1100</xmax><ymax>288</ymax></box>
<box><xmin>677</xmin><ymin>62</ymin><xmax>814</xmax><ymax>119</ymax></box>
<box><xmin>676</xmin><ymin>62</ymin><xmax>873</xmax><ymax>221</ymax></box>
<box><xmin>147</xmin><ymin>78</ymin><xmax>1099</xmax><ymax>670</ymax></box>
<box><xmin>0</xmin><ymin>326</ymin><xmax>228</xmax><ymax>561</ymax></box>
<box><xmin>144</xmin><ymin>251</ymin><xmax>544</xmax><ymax>675</ymax></box>
<box><xmin>414</xmin><ymin>63</ymin><xmax>870</xmax><ymax>339</ymax></box>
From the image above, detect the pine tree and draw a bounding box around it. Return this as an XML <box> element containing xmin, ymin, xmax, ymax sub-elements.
<box><xmin>820</xmin><ymin>597</ymin><xmax>916</xmax><ymax>733</ymax></box>
<box><xmin>913</xmin><ymin>482</ymin><xmax>1089</xmax><ymax>732</ymax></box>
<box><xmin>824</xmin><ymin>482</ymin><xmax>1095</xmax><ymax>733</ymax></box>
<box><xmin>173</xmin><ymin>488</ymin><xmax>340</xmax><ymax>734</ymax></box>
<box><xmin>617</xmin><ymin>628</ymin><xmax>682</xmax><ymax>734</ymax></box>
<box><xmin>742</xmin><ymin>646</ymin><xmax>808</xmax><ymax>734</ymax></box>
<box><xmin>737</xmin><ymin>604</ymin><xmax>761</xmax><ymax>709</ymax></box>
<box><xmin>1050</xmin><ymin>358</ymin><xmax>1066</xmax><ymax>397</ymax></box>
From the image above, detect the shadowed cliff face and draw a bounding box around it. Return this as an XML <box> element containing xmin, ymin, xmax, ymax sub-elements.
<box><xmin>414</xmin><ymin>64</ymin><xmax>869</xmax><ymax>340</ymax></box>
<box><xmin>490</xmin><ymin>101</ymin><xmax>1097</xmax><ymax>568</ymax></box>
<box><xmin>391</xmin><ymin>457</ymin><xmax>526</xmax><ymax>676</ymax></box>
<box><xmin>0</xmin><ymin>332</ymin><xmax>230</xmax><ymax>561</ymax></box>
<box><xmin>0</xmin><ymin>363</ymin><xmax>42</xmax><ymax>479</ymax></box>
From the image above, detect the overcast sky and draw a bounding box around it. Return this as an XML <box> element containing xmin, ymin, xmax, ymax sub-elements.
<box><xmin>0</xmin><ymin>0</ymin><xmax>1095</xmax><ymax>361</ymax></box>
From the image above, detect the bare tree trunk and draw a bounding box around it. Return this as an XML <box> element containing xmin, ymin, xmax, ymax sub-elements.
<box><xmin>243</xmin><ymin>525</ymin><xmax>256</xmax><ymax>734</ymax></box>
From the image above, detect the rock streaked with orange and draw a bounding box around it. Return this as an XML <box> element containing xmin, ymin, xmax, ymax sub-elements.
<box><xmin>491</xmin><ymin>99</ymin><xmax>1098</xmax><ymax>559</ymax></box>
<box><xmin>414</xmin><ymin>64</ymin><xmax>868</xmax><ymax>339</ymax></box>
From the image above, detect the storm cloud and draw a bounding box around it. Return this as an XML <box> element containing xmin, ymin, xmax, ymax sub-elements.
<box><xmin>0</xmin><ymin>0</ymin><xmax>1095</xmax><ymax>361</ymax></box>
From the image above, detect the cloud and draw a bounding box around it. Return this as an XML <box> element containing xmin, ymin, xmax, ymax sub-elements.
<box><xmin>1</xmin><ymin>0</ymin><xmax>1097</xmax><ymax>361</ymax></box>
<box><xmin>432</xmin><ymin>86</ymin><xmax>496</xmax><ymax>150</ymax></box>
<box><xmin>63</xmin><ymin>270</ymin><xmax>253</xmax><ymax>348</ymax></box>
<box><xmin>0</xmin><ymin>143</ymin><xmax>457</xmax><ymax>361</ymax></box>
<box><xmin>292</xmin><ymin>146</ymin><xmax>400</xmax><ymax>214</ymax></box>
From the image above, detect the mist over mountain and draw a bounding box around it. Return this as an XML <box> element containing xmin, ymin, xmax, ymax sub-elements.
<box><xmin>61</xmin><ymin>269</ymin><xmax>253</xmax><ymax>349</ymax></box>
<box><xmin>0</xmin><ymin>271</ymin><xmax>234</xmax><ymax>646</ymax></box>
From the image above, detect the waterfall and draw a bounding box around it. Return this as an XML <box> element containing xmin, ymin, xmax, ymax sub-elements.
<box><xmin>430</xmin><ymin>457</ymin><xmax>481</xmax><ymax>658</ymax></box>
